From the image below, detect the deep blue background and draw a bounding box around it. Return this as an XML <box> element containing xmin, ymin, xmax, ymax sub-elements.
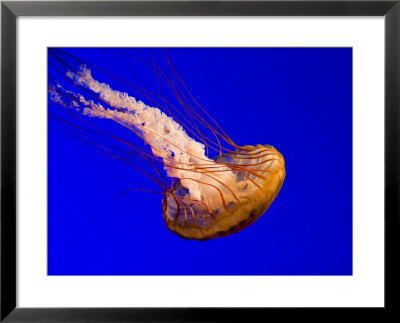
<box><xmin>48</xmin><ymin>48</ymin><xmax>352</xmax><ymax>275</ymax></box>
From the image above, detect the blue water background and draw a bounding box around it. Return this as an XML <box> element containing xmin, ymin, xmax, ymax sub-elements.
<box><xmin>48</xmin><ymin>48</ymin><xmax>352</xmax><ymax>275</ymax></box>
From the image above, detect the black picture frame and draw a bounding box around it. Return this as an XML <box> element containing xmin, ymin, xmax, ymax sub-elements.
<box><xmin>1</xmin><ymin>0</ymin><xmax>399</xmax><ymax>321</ymax></box>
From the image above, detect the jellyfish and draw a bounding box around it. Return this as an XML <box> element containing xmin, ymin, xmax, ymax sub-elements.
<box><xmin>48</xmin><ymin>48</ymin><xmax>285</xmax><ymax>241</ymax></box>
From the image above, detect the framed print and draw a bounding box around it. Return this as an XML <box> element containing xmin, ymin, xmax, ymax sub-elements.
<box><xmin>1</xmin><ymin>0</ymin><xmax>399</xmax><ymax>321</ymax></box>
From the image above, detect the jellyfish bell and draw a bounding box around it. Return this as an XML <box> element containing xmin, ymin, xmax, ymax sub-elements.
<box><xmin>164</xmin><ymin>145</ymin><xmax>285</xmax><ymax>240</ymax></box>
<box><xmin>48</xmin><ymin>48</ymin><xmax>285</xmax><ymax>241</ymax></box>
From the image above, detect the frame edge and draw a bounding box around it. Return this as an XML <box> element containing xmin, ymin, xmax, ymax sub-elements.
<box><xmin>2</xmin><ymin>1</ymin><xmax>399</xmax><ymax>17</ymax></box>
<box><xmin>1</xmin><ymin>1</ymin><xmax>17</xmax><ymax>322</ymax></box>
<box><xmin>384</xmin><ymin>0</ymin><xmax>400</xmax><ymax>313</ymax></box>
